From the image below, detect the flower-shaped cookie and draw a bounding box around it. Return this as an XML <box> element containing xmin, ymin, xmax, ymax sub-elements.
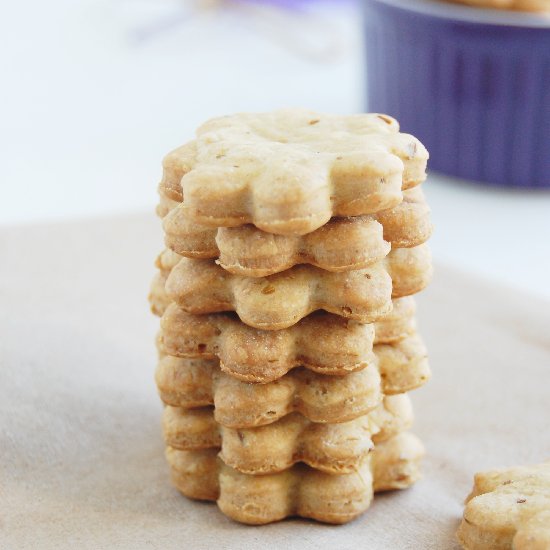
<box><xmin>161</xmin><ymin>187</ymin><xmax>433</xmax><ymax>277</ymax></box>
<box><xmin>157</xmin><ymin>302</ymin><xmax>426</xmax><ymax>384</ymax></box>
<box><xmin>155</xmin><ymin>334</ymin><xmax>430</xmax><ymax>427</ymax></box>
<box><xmin>165</xmin><ymin>432</ymin><xmax>425</xmax><ymax>524</ymax></box>
<box><xmin>156</xmin><ymin>357</ymin><xmax>384</xmax><ymax>428</ymax></box>
<box><xmin>162</xmin><ymin>395</ymin><xmax>412</xmax><ymax>475</ymax></box>
<box><xmin>457</xmin><ymin>461</ymin><xmax>550</xmax><ymax>549</ymax></box>
<box><xmin>160</xmin><ymin>304</ymin><xmax>376</xmax><ymax>382</ymax></box>
<box><xmin>159</xmin><ymin>110</ymin><xmax>429</xmax><ymax>235</ymax></box>
<box><xmin>150</xmin><ymin>269</ymin><xmax>418</xmax><ymax>342</ymax></box>
<box><xmin>161</xmin><ymin>244</ymin><xmax>432</xmax><ymax>329</ymax></box>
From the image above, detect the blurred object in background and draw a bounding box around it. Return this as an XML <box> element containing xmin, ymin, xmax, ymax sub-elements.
<box><xmin>364</xmin><ymin>0</ymin><xmax>550</xmax><ymax>188</ymax></box>
<box><xmin>440</xmin><ymin>0</ymin><xmax>550</xmax><ymax>12</ymax></box>
<box><xmin>2</xmin><ymin>0</ymin><xmax>550</xmax><ymax>297</ymax></box>
<box><xmin>0</xmin><ymin>0</ymin><xmax>359</xmax><ymax>226</ymax></box>
<box><xmin>128</xmin><ymin>0</ymin><xmax>348</xmax><ymax>62</ymax></box>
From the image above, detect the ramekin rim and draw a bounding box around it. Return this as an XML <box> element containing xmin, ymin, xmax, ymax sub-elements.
<box><xmin>366</xmin><ymin>0</ymin><xmax>550</xmax><ymax>28</ymax></box>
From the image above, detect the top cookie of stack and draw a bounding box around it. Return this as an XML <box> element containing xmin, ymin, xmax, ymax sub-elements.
<box><xmin>160</xmin><ymin>110</ymin><xmax>428</xmax><ymax>233</ymax></box>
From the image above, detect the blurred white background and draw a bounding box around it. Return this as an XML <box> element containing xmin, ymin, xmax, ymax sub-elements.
<box><xmin>2</xmin><ymin>0</ymin><xmax>549</xmax><ymax>296</ymax></box>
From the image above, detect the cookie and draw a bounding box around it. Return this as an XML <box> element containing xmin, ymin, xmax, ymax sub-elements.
<box><xmin>159</xmin><ymin>110</ymin><xmax>428</xmax><ymax>235</ymax></box>
<box><xmin>159</xmin><ymin>244</ymin><xmax>432</xmax><ymax>329</ymax></box>
<box><xmin>161</xmin><ymin>187</ymin><xmax>432</xmax><ymax>277</ymax></box>
<box><xmin>170</xmin><ymin>213</ymin><xmax>391</xmax><ymax>276</ymax></box>
<box><xmin>156</xmin><ymin>357</ymin><xmax>384</xmax><ymax>428</ymax></box>
<box><xmin>370</xmin><ymin>431</ymin><xmax>426</xmax><ymax>492</ymax></box>
<box><xmin>160</xmin><ymin>304</ymin><xmax>376</xmax><ymax>381</ymax></box>
<box><xmin>149</xmin><ymin>272</ymin><xmax>172</xmax><ymax>317</ymax></box>
<box><xmin>375</xmin><ymin>333</ymin><xmax>430</xmax><ymax>395</ymax></box>
<box><xmin>157</xmin><ymin>304</ymin><xmax>424</xmax><ymax>383</ymax></box>
<box><xmin>162</xmin><ymin>395</ymin><xmax>412</xmax><ymax>474</ymax></box>
<box><xmin>457</xmin><ymin>461</ymin><xmax>550</xmax><ymax>550</ymax></box>
<box><xmin>373</xmin><ymin>295</ymin><xmax>418</xmax><ymax>344</ymax></box>
<box><xmin>155</xmin><ymin>334</ymin><xmax>430</xmax><ymax>426</ymax></box>
<box><xmin>149</xmin><ymin>280</ymin><xmax>416</xmax><ymax>355</ymax></box>
<box><xmin>165</xmin><ymin>431</ymin><xmax>425</xmax><ymax>524</ymax></box>
<box><xmin>151</xmin><ymin>270</ymin><xmax>417</xmax><ymax>340</ymax></box>
<box><xmin>156</xmin><ymin>193</ymin><xmax>180</xmax><ymax>219</ymax></box>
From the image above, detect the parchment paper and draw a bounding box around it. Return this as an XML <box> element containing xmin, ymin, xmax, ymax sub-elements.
<box><xmin>2</xmin><ymin>214</ymin><xmax>549</xmax><ymax>549</ymax></box>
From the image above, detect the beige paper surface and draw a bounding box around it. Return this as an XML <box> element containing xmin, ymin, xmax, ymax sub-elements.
<box><xmin>2</xmin><ymin>213</ymin><xmax>549</xmax><ymax>549</ymax></box>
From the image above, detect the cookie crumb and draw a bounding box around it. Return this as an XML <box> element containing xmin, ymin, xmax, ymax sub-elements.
<box><xmin>377</xmin><ymin>115</ymin><xmax>393</xmax><ymax>125</ymax></box>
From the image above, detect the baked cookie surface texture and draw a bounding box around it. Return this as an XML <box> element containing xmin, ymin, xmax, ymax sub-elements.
<box><xmin>457</xmin><ymin>461</ymin><xmax>550</xmax><ymax>550</ymax></box>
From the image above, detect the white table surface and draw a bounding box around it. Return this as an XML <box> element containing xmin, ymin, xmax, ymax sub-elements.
<box><xmin>2</xmin><ymin>0</ymin><xmax>550</xmax><ymax>296</ymax></box>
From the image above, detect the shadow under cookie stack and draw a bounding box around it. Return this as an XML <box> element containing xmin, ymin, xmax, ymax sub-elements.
<box><xmin>149</xmin><ymin>110</ymin><xmax>433</xmax><ymax>525</ymax></box>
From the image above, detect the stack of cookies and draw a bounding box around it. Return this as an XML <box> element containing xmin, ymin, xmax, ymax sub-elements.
<box><xmin>149</xmin><ymin>110</ymin><xmax>433</xmax><ymax>525</ymax></box>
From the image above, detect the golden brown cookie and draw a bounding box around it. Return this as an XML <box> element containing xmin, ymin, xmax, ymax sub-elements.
<box><xmin>165</xmin><ymin>432</ymin><xmax>425</xmax><ymax>524</ymax></box>
<box><xmin>375</xmin><ymin>333</ymin><xmax>430</xmax><ymax>395</ymax></box>
<box><xmin>160</xmin><ymin>187</ymin><xmax>432</xmax><ymax>277</ymax></box>
<box><xmin>159</xmin><ymin>244</ymin><xmax>431</xmax><ymax>329</ymax></box>
<box><xmin>159</xmin><ymin>110</ymin><xmax>428</xmax><ymax>236</ymax></box>
<box><xmin>156</xmin><ymin>313</ymin><xmax>428</xmax><ymax>384</ymax></box>
<box><xmin>457</xmin><ymin>461</ymin><xmax>550</xmax><ymax>549</ymax></box>
<box><xmin>159</xmin><ymin>304</ymin><xmax>375</xmax><ymax>382</ymax></box>
<box><xmin>155</xmin><ymin>332</ymin><xmax>429</xmax><ymax>426</ymax></box>
<box><xmin>162</xmin><ymin>395</ymin><xmax>412</xmax><ymax>474</ymax></box>
<box><xmin>157</xmin><ymin>299</ymin><xmax>417</xmax><ymax>383</ymax></box>
<box><xmin>150</xmin><ymin>268</ymin><xmax>417</xmax><ymax>339</ymax></box>
<box><xmin>155</xmin><ymin>357</ymin><xmax>384</xmax><ymax>427</ymax></box>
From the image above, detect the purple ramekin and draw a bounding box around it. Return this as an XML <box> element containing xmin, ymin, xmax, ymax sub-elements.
<box><xmin>364</xmin><ymin>0</ymin><xmax>550</xmax><ymax>188</ymax></box>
